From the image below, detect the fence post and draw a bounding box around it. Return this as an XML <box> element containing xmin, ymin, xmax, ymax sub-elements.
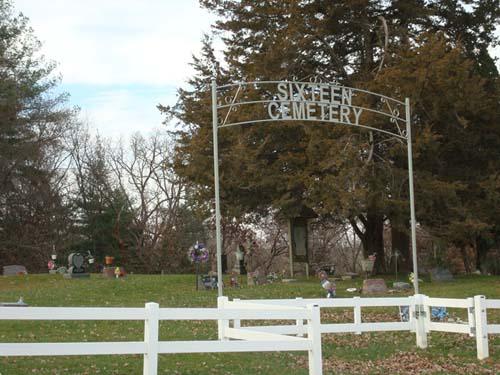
<box><xmin>423</xmin><ymin>295</ymin><xmax>431</xmax><ymax>334</ymax></box>
<box><xmin>233</xmin><ymin>298</ymin><xmax>241</xmax><ymax>329</ymax></box>
<box><xmin>414</xmin><ymin>294</ymin><xmax>428</xmax><ymax>349</ymax></box>
<box><xmin>353</xmin><ymin>296</ymin><xmax>362</xmax><ymax>335</ymax></box>
<box><xmin>296</xmin><ymin>297</ymin><xmax>304</xmax><ymax>337</ymax></box>
<box><xmin>217</xmin><ymin>296</ymin><xmax>229</xmax><ymax>340</ymax></box>
<box><xmin>467</xmin><ymin>297</ymin><xmax>476</xmax><ymax>338</ymax></box>
<box><xmin>474</xmin><ymin>295</ymin><xmax>489</xmax><ymax>360</ymax></box>
<box><xmin>143</xmin><ymin>302</ymin><xmax>159</xmax><ymax>375</ymax></box>
<box><xmin>307</xmin><ymin>304</ymin><xmax>323</xmax><ymax>375</ymax></box>
<box><xmin>409</xmin><ymin>296</ymin><xmax>416</xmax><ymax>333</ymax></box>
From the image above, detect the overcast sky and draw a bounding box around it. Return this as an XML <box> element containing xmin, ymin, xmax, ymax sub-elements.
<box><xmin>14</xmin><ymin>0</ymin><xmax>214</xmax><ymax>138</ymax></box>
<box><xmin>13</xmin><ymin>1</ymin><xmax>500</xmax><ymax>140</ymax></box>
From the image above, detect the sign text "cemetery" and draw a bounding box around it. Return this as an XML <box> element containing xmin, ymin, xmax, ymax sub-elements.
<box><xmin>267</xmin><ymin>82</ymin><xmax>363</xmax><ymax>125</ymax></box>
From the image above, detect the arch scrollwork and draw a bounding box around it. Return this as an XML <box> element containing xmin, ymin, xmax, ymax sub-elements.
<box><xmin>214</xmin><ymin>80</ymin><xmax>409</xmax><ymax>140</ymax></box>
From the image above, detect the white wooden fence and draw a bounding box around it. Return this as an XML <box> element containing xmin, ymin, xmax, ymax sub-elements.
<box><xmin>0</xmin><ymin>299</ymin><xmax>322</xmax><ymax>375</ymax></box>
<box><xmin>229</xmin><ymin>294</ymin><xmax>499</xmax><ymax>360</ymax></box>
<box><xmin>0</xmin><ymin>294</ymin><xmax>498</xmax><ymax>374</ymax></box>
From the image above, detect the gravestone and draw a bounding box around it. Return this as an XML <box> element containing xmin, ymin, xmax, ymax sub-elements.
<box><xmin>2</xmin><ymin>265</ymin><xmax>27</xmax><ymax>276</ymax></box>
<box><xmin>63</xmin><ymin>253</ymin><xmax>90</xmax><ymax>278</ymax></box>
<box><xmin>202</xmin><ymin>275</ymin><xmax>217</xmax><ymax>290</ymax></box>
<box><xmin>247</xmin><ymin>274</ymin><xmax>255</xmax><ymax>286</ymax></box>
<box><xmin>102</xmin><ymin>267</ymin><xmax>115</xmax><ymax>278</ymax></box>
<box><xmin>342</xmin><ymin>272</ymin><xmax>358</xmax><ymax>280</ymax></box>
<box><xmin>430</xmin><ymin>268</ymin><xmax>453</xmax><ymax>282</ymax></box>
<box><xmin>233</xmin><ymin>245</ymin><xmax>247</xmax><ymax>275</ymax></box>
<box><xmin>393</xmin><ymin>281</ymin><xmax>411</xmax><ymax>290</ymax></box>
<box><xmin>256</xmin><ymin>273</ymin><xmax>268</xmax><ymax>285</ymax></box>
<box><xmin>362</xmin><ymin>278</ymin><xmax>388</xmax><ymax>294</ymax></box>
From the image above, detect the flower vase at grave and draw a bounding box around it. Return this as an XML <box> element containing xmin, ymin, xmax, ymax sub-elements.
<box><xmin>47</xmin><ymin>260</ymin><xmax>56</xmax><ymax>274</ymax></box>
<box><xmin>102</xmin><ymin>256</ymin><xmax>116</xmax><ymax>278</ymax></box>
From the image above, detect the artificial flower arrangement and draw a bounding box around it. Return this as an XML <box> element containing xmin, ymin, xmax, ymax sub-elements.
<box><xmin>188</xmin><ymin>242</ymin><xmax>209</xmax><ymax>263</ymax></box>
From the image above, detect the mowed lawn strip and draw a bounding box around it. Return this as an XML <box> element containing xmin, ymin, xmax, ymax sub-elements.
<box><xmin>0</xmin><ymin>274</ymin><xmax>498</xmax><ymax>374</ymax></box>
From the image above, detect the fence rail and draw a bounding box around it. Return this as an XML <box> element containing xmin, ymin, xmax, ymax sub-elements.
<box><xmin>0</xmin><ymin>342</ymin><xmax>146</xmax><ymax>356</ymax></box>
<box><xmin>485</xmin><ymin>299</ymin><xmax>500</xmax><ymax>335</ymax></box>
<box><xmin>232</xmin><ymin>296</ymin><xmax>416</xmax><ymax>337</ymax></box>
<box><xmin>0</xmin><ymin>300</ymin><xmax>321</xmax><ymax>375</ymax></box>
<box><xmin>231</xmin><ymin>294</ymin><xmax>499</xmax><ymax>360</ymax></box>
<box><xmin>0</xmin><ymin>307</ymin><xmax>146</xmax><ymax>320</ymax></box>
<box><xmin>1</xmin><ymin>294</ymin><xmax>499</xmax><ymax>374</ymax></box>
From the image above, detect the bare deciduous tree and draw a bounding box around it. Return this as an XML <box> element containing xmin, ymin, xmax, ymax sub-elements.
<box><xmin>109</xmin><ymin>131</ymin><xmax>185</xmax><ymax>271</ymax></box>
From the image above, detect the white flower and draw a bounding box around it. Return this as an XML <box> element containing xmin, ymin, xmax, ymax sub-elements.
<box><xmin>409</xmin><ymin>272</ymin><xmax>422</xmax><ymax>284</ymax></box>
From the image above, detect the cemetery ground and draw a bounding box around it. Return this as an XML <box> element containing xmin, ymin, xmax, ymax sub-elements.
<box><xmin>0</xmin><ymin>274</ymin><xmax>498</xmax><ymax>374</ymax></box>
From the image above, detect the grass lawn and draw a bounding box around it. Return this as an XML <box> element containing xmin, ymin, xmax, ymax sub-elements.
<box><xmin>0</xmin><ymin>273</ymin><xmax>499</xmax><ymax>374</ymax></box>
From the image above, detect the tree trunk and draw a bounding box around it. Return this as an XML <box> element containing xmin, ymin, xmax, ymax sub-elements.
<box><xmin>366</xmin><ymin>211</ymin><xmax>386</xmax><ymax>273</ymax></box>
<box><xmin>459</xmin><ymin>246</ymin><xmax>472</xmax><ymax>274</ymax></box>
<box><xmin>475</xmin><ymin>235</ymin><xmax>490</xmax><ymax>273</ymax></box>
<box><xmin>351</xmin><ymin>210</ymin><xmax>386</xmax><ymax>274</ymax></box>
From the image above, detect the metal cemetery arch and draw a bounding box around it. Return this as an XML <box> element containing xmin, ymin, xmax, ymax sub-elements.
<box><xmin>211</xmin><ymin>78</ymin><xmax>420</xmax><ymax>296</ymax></box>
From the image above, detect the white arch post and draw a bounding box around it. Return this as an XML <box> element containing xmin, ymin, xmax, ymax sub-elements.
<box><xmin>212</xmin><ymin>77</ymin><xmax>224</xmax><ymax>297</ymax></box>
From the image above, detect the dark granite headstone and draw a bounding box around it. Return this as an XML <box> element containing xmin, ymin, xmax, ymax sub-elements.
<box><xmin>2</xmin><ymin>265</ymin><xmax>27</xmax><ymax>276</ymax></box>
<box><xmin>63</xmin><ymin>252</ymin><xmax>90</xmax><ymax>278</ymax></box>
<box><xmin>362</xmin><ymin>278</ymin><xmax>388</xmax><ymax>294</ymax></box>
<box><xmin>430</xmin><ymin>268</ymin><xmax>453</xmax><ymax>282</ymax></box>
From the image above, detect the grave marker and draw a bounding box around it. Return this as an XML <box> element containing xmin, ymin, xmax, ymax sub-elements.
<box><xmin>2</xmin><ymin>265</ymin><xmax>27</xmax><ymax>276</ymax></box>
<box><xmin>362</xmin><ymin>278</ymin><xmax>388</xmax><ymax>294</ymax></box>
